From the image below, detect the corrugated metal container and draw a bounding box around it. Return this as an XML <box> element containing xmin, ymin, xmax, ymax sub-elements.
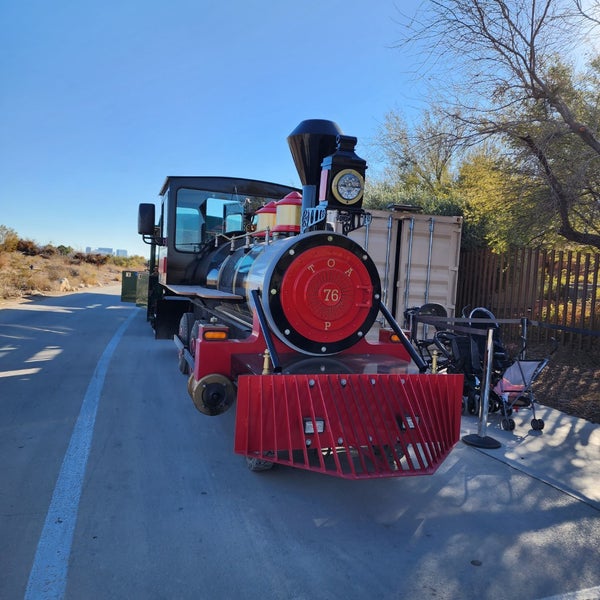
<box><xmin>336</xmin><ymin>209</ymin><xmax>462</xmax><ymax>324</ymax></box>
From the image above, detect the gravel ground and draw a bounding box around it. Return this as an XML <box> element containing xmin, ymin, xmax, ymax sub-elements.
<box><xmin>529</xmin><ymin>343</ymin><xmax>600</xmax><ymax>424</ymax></box>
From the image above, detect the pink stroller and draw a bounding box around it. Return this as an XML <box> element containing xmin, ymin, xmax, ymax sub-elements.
<box><xmin>492</xmin><ymin>356</ymin><xmax>551</xmax><ymax>431</ymax></box>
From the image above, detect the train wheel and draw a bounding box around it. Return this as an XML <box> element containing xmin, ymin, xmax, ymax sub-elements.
<box><xmin>246</xmin><ymin>456</ymin><xmax>275</xmax><ymax>472</ymax></box>
<box><xmin>178</xmin><ymin>353</ymin><xmax>190</xmax><ymax>375</ymax></box>
<box><xmin>178</xmin><ymin>312</ymin><xmax>195</xmax><ymax>347</ymax></box>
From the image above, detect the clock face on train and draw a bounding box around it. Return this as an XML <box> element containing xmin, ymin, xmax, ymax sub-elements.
<box><xmin>331</xmin><ymin>169</ymin><xmax>364</xmax><ymax>205</ymax></box>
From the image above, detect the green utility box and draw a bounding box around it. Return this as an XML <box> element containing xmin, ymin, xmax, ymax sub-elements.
<box><xmin>121</xmin><ymin>271</ymin><xmax>148</xmax><ymax>306</ymax></box>
<box><xmin>121</xmin><ymin>271</ymin><xmax>149</xmax><ymax>306</ymax></box>
<box><xmin>121</xmin><ymin>271</ymin><xmax>140</xmax><ymax>303</ymax></box>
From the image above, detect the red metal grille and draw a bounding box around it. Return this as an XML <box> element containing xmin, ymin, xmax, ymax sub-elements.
<box><xmin>234</xmin><ymin>373</ymin><xmax>463</xmax><ymax>479</ymax></box>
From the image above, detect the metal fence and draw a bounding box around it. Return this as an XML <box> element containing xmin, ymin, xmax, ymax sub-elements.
<box><xmin>456</xmin><ymin>247</ymin><xmax>600</xmax><ymax>348</ymax></box>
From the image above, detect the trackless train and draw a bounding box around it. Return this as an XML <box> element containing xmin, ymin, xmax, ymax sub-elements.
<box><xmin>133</xmin><ymin>119</ymin><xmax>462</xmax><ymax>478</ymax></box>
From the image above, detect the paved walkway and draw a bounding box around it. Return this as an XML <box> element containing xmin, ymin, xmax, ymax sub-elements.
<box><xmin>460</xmin><ymin>405</ymin><xmax>600</xmax><ymax>511</ymax></box>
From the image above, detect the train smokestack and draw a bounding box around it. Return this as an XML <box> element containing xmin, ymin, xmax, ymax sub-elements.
<box><xmin>287</xmin><ymin>119</ymin><xmax>342</xmax><ymax>213</ymax></box>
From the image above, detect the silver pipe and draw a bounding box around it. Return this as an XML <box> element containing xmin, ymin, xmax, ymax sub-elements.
<box><xmin>477</xmin><ymin>329</ymin><xmax>495</xmax><ymax>438</ymax></box>
<box><xmin>403</xmin><ymin>217</ymin><xmax>415</xmax><ymax>312</ymax></box>
<box><xmin>425</xmin><ymin>218</ymin><xmax>434</xmax><ymax>304</ymax></box>
<box><xmin>382</xmin><ymin>215</ymin><xmax>393</xmax><ymax>309</ymax></box>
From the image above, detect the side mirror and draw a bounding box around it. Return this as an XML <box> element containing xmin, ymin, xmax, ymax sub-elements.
<box><xmin>138</xmin><ymin>203</ymin><xmax>155</xmax><ymax>235</ymax></box>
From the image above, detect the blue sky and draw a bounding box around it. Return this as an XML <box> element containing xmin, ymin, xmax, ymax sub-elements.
<box><xmin>0</xmin><ymin>1</ymin><xmax>426</xmax><ymax>257</ymax></box>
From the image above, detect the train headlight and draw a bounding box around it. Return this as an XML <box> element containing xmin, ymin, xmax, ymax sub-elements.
<box><xmin>303</xmin><ymin>418</ymin><xmax>325</xmax><ymax>434</ymax></box>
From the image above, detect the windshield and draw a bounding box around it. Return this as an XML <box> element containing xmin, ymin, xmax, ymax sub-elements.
<box><xmin>174</xmin><ymin>187</ymin><xmax>287</xmax><ymax>252</ymax></box>
<box><xmin>174</xmin><ymin>189</ymin><xmax>243</xmax><ymax>252</ymax></box>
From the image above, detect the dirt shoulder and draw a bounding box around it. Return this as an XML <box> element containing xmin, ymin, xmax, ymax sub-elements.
<box><xmin>527</xmin><ymin>343</ymin><xmax>600</xmax><ymax>424</ymax></box>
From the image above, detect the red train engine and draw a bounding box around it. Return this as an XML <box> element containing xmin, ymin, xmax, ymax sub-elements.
<box><xmin>136</xmin><ymin>119</ymin><xmax>462</xmax><ymax>478</ymax></box>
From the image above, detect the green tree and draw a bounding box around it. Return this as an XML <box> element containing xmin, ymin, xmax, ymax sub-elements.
<box><xmin>396</xmin><ymin>0</ymin><xmax>600</xmax><ymax>250</ymax></box>
<box><xmin>367</xmin><ymin>105</ymin><xmax>470</xmax><ymax>215</ymax></box>
<box><xmin>372</xmin><ymin>106</ymin><xmax>466</xmax><ymax>198</ymax></box>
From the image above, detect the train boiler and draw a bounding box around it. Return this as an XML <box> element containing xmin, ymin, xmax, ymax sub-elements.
<box><xmin>135</xmin><ymin>119</ymin><xmax>462</xmax><ymax>478</ymax></box>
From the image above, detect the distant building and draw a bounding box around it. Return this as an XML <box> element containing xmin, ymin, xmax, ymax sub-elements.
<box><xmin>85</xmin><ymin>247</ymin><xmax>113</xmax><ymax>255</ymax></box>
<box><xmin>84</xmin><ymin>247</ymin><xmax>128</xmax><ymax>256</ymax></box>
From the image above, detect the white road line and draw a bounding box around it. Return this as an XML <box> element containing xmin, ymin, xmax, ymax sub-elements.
<box><xmin>536</xmin><ymin>587</ymin><xmax>600</xmax><ymax>600</ymax></box>
<box><xmin>24</xmin><ymin>309</ymin><xmax>138</xmax><ymax>600</ymax></box>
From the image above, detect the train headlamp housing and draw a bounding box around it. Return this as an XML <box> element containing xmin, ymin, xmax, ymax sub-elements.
<box><xmin>319</xmin><ymin>135</ymin><xmax>367</xmax><ymax>210</ymax></box>
<box><xmin>303</xmin><ymin>417</ymin><xmax>325</xmax><ymax>434</ymax></box>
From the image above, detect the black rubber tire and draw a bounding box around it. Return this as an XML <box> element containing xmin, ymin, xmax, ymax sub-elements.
<box><xmin>178</xmin><ymin>353</ymin><xmax>190</xmax><ymax>376</ymax></box>
<box><xmin>467</xmin><ymin>393</ymin><xmax>480</xmax><ymax>415</ymax></box>
<box><xmin>531</xmin><ymin>418</ymin><xmax>545</xmax><ymax>431</ymax></box>
<box><xmin>178</xmin><ymin>312</ymin><xmax>196</xmax><ymax>347</ymax></box>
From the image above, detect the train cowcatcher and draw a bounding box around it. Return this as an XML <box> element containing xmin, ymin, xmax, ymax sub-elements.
<box><xmin>131</xmin><ymin>119</ymin><xmax>462</xmax><ymax>479</ymax></box>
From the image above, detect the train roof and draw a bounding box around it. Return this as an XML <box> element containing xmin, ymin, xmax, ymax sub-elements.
<box><xmin>159</xmin><ymin>176</ymin><xmax>300</xmax><ymax>197</ymax></box>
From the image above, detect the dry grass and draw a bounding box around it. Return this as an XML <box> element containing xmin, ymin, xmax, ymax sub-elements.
<box><xmin>0</xmin><ymin>251</ymin><xmax>140</xmax><ymax>299</ymax></box>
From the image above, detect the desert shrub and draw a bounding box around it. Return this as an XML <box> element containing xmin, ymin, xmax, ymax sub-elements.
<box><xmin>0</xmin><ymin>225</ymin><xmax>19</xmax><ymax>252</ymax></box>
<box><xmin>17</xmin><ymin>239</ymin><xmax>39</xmax><ymax>256</ymax></box>
<box><xmin>40</xmin><ymin>244</ymin><xmax>57</xmax><ymax>258</ymax></box>
<box><xmin>78</xmin><ymin>263</ymin><xmax>99</xmax><ymax>285</ymax></box>
<box><xmin>28</xmin><ymin>269</ymin><xmax>53</xmax><ymax>291</ymax></box>
<box><xmin>85</xmin><ymin>253</ymin><xmax>109</xmax><ymax>266</ymax></box>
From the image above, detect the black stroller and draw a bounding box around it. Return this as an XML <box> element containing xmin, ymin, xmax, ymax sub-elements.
<box><xmin>404</xmin><ymin>303</ymin><xmax>449</xmax><ymax>367</ymax></box>
<box><xmin>434</xmin><ymin>307</ymin><xmax>553</xmax><ymax>432</ymax></box>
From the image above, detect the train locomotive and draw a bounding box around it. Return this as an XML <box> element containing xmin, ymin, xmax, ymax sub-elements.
<box><xmin>134</xmin><ymin>119</ymin><xmax>462</xmax><ymax>479</ymax></box>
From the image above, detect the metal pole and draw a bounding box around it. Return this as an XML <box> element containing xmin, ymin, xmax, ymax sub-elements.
<box><xmin>378</xmin><ymin>300</ymin><xmax>428</xmax><ymax>373</ymax></box>
<box><xmin>403</xmin><ymin>217</ymin><xmax>415</xmax><ymax>312</ymax></box>
<box><xmin>477</xmin><ymin>328</ymin><xmax>494</xmax><ymax>438</ymax></box>
<box><xmin>462</xmin><ymin>328</ymin><xmax>501</xmax><ymax>448</ymax></box>
<box><xmin>520</xmin><ymin>317</ymin><xmax>528</xmax><ymax>359</ymax></box>
<box><xmin>424</xmin><ymin>218</ymin><xmax>434</xmax><ymax>304</ymax></box>
<box><xmin>382</xmin><ymin>215</ymin><xmax>392</xmax><ymax>309</ymax></box>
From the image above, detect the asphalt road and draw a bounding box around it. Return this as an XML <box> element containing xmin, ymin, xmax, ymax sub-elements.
<box><xmin>1</xmin><ymin>286</ymin><xmax>599</xmax><ymax>600</ymax></box>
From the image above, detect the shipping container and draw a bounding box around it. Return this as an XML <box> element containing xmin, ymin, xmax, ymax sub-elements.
<box><xmin>337</xmin><ymin>208</ymin><xmax>462</xmax><ymax>324</ymax></box>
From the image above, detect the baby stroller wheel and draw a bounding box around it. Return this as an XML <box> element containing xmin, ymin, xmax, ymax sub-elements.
<box><xmin>531</xmin><ymin>418</ymin><xmax>545</xmax><ymax>431</ymax></box>
<box><xmin>467</xmin><ymin>392</ymin><xmax>480</xmax><ymax>415</ymax></box>
<box><xmin>489</xmin><ymin>396</ymin><xmax>501</xmax><ymax>413</ymax></box>
<box><xmin>501</xmin><ymin>418</ymin><xmax>516</xmax><ymax>431</ymax></box>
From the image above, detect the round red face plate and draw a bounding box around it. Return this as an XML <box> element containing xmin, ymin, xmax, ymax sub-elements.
<box><xmin>279</xmin><ymin>245</ymin><xmax>373</xmax><ymax>342</ymax></box>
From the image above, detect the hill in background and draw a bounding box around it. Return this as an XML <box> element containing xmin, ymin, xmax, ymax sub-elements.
<box><xmin>0</xmin><ymin>227</ymin><xmax>146</xmax><ymax>300</ymax></box>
